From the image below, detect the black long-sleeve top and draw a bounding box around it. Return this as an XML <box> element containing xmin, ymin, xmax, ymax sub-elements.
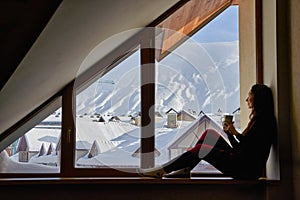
<box><xmin>226</xmin><ymin>115</ymin><xmax>277</xmax><ymax>179</ymax></box>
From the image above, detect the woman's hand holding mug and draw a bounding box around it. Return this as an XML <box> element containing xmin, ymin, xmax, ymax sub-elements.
<box><xmin>222</xmin><ymin>114</ymin><xmax>238</xmax><ymax>136</ymax></box>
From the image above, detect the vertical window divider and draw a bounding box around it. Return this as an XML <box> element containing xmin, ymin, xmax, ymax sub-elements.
<box><xmin>256</xmin><ymin>0</ymin><xmax>263</xmax><ymax>83</ymax></box>
<box><xmin>61</xmin><ymin>81</ymin><xmax>76</xmax><ymax>177</ymax></box>
<box><xmin>140</xmin><ymin>28</ymin><xmax>156</xmax><ymax>168</ymax></box>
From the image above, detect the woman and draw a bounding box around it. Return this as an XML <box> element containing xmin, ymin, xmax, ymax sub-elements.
<box><xmin>137</xmin><ymin>84</ymin><xmax>277</xmax><ymax>180</ymax></box>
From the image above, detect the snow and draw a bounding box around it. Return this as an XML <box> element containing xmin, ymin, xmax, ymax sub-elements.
<box><xmin>0</xmin><ymin>41</ymin><xmax>239</xmax><ymax>173</ymax></box>
<box><xmin>22</xmin><ymin>128</ymin><xmax>60</xmax><ymax>152</ymax></box>
<box><xmin>76</xmin><ymin>119</ymin><xmax>197</xmax><ymax>168</ymax></box>
<box><xmin>0</xmin><ymin>151</ymin><xmax>59</xmax><ymax>173</ymax></box>
<box><xmin>29</xmin><ymin>153</ymin><xmax>59</xmax><ymax>166</ymax></box>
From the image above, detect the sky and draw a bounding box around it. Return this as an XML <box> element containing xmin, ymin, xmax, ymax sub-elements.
<box><xmin>192</xmin><ymin>6</ymin><xmax>239</xmax><ymax>43</ymax></box>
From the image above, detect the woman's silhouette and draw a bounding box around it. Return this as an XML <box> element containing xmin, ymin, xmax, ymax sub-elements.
<box><xmin>138</xmin><ymin>84</ymin><xmax>277</xmax><ymax>180</ymax></box>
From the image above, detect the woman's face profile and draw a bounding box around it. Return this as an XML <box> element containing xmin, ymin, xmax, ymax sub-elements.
<box><xmin>246</xmin><ymin>91</ymin><xmax>254</xmax><ymax>109</ymax></box>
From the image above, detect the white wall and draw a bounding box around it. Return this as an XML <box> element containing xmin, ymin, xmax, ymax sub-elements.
<box><xmin>239</xmin><ymin>0</ymin><xmax>256</xmax><ymax>130</ymax></box>
<box><xmin>262</xmin><ymin>0</ymin><xmax>279</xmax><ymax>180</ymax></box>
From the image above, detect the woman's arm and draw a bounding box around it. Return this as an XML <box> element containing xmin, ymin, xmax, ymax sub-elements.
<box><xmin>223</xmin><ymin>122</ymin><xmax>243</xmax><ymax>147</ymax></box>
<box><xmin>227</xmin><ymin>133</ymin><xmax>240</xmax><ymax>148</ymax></box>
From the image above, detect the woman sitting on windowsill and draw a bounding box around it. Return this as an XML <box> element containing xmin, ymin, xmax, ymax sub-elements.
<box><xmin>137</xmin><ymin>84</ymin><xmax>277</xmax><ymax>180</ymax></box>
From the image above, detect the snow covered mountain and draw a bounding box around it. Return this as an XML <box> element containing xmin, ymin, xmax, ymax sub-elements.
<box><xmin>76</xmin><ymin>40</ymin><xmax>240</xmax><ymax>117</ymax></box>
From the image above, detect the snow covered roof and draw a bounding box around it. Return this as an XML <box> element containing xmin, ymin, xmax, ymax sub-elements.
<box><xmin>76</xmin><ymin>120</ymin><xmax>137</xmax><ymax>150</ymax></box>
<box><xmin>17</xmin><ymin>128</ymin><xmax>60</xmax><ymax>152</ymax></box>
<box><xmin>76</xmin><ymin>120</ymin><xmax>193</xmax><ymax>167</ymax></box>
<box><xmin>177</xmin><ymin>110</ymin><xmax>197</xmax><ymax>121</ymax></box>
<box><xmin>17</xmin><ymin>135</ymin><xmax>28</xmax><ymax>152</ymax></box>
<box><xmin>132</xmin><ymin>147</ymin><xmax>161</xmax><ymax>157</ymax></box>
<box><xmin>165</xmin><ymin>108</ymin><xmax>178</xmax><ymax>114</ymax></box>
<box><xmin>168</xmin><ymin>114</ymin><xmax>226</xmax><ymax>150</ymax></box>
<box><xmin>6</xmin><ymin>112</ymin><xmax>230</xmax><ymax>169</ymax></box>
<box><xmin>30</xmin><ymin>154</ymin><xmax>59</xmax><ymax>166</ymax></box>
<box><xmin>37</xmin><ymin>143</ymin><xmax>46</xmax><ymax>157</ymax></box>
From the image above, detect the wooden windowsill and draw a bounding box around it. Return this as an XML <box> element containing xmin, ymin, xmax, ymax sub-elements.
<box><xmin>0</xmin><ymin>176</ymin><xmax>280</xmax><ymax>186</ymax></box>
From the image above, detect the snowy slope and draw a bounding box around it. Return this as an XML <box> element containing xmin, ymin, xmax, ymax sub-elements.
<box><xmin>0</xmin><ymin>151</ymin><xmax>59</xmax><ymax>173</ymax></box>
<box><xmin>76</xmin><ymin>41</ymin><xmax>239</xmax><ymax>116</ymax></box>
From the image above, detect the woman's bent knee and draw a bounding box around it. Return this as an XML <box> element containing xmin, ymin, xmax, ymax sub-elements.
<box><xmin>198</xmin><ymin>129</ymin><xmax>221</xmax><ymax>143</ymax></box>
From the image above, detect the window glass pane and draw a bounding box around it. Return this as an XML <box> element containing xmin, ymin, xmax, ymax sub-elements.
<box><xmin>75</xmin><ymin>49</ymin><xmax>140</xmax><ymax>169</ymax></box>
<box><xmin>154</xmin><ymin>6</ymin><xmax>239</xmax><ymax>174</ymax></box>
<box><xmin>0</xmin><ymin>108</ymin><xmax>61</xmax><ymax>173</ymax></box>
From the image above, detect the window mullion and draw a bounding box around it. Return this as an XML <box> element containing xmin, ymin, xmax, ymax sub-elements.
<box><xmin>140</xmin><ymin>28</ymin><xmax>156</xmax><ymax>168</ymax></box>
<box><xmin>60</xmin><ymin>81</ymin><xmax>76</xmax><ymax>176</ymax></box>
<box><xmin>255</xmin><ymin>0</ymin><xmax>263</xmax><ymax>83</ymax></box>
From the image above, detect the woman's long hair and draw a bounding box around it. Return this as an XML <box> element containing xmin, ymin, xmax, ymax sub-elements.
<box><xmin>242</xmin><ymin>84</ymin><xmax>275</xmax><ymax>135</ymax></box>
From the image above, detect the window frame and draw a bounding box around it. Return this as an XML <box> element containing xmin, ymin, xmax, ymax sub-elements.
<box><xmin>0</xmin><ymin>0</ymin><xmax>271</xmax><ymax>180</ymax></box>
<box><xmin>0</xmin><ymin>95</ymin><xmax>62</xmax><ymax>178</ymax></box>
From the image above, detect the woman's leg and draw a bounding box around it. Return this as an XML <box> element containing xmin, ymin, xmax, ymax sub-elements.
<box><xmin>163</xmin><ymin>129</ymin><xmax>232</xmax><ymax>172</ymax></box>
<box><xmin>137</xmin><ymin>151</ymin><xmax>200</xmax><ymax>177</ymax></box>
<box><xmin>138</xmin><ymin>129</ymin><xmax>232</xmax><ymax>177</ymax></box>
<box><xmin>193</xmin><ymin>130</ymin><xmax>241</xmax><ymax>178</ymax></box>
<box><xmin>162</xmin><ymin>151</ymin><xmax>200</xmax><ymax>173</ymax></box>
<box><xmin>191</xmin><ymin>129</ymin><xmax>232</xmax><ymax>158</ymax></box>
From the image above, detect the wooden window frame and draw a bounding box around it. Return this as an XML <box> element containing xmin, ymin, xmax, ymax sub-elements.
<box><xmin>0</xmin><ymin>0</ymin><xmax>268</xmax><ymax>180</ymax></box>
<box><xmin>0</xmin><ymin>95</ymin><xmax>62</xmax><ymax>178</ymax></box>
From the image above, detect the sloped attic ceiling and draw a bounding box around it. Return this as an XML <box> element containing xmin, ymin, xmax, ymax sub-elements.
<box><xmin>0</xmin><ymin>0</ymin><xmax>62</xmax><ymax>91</ymax></box>
<box><xmin>0</xmin><ymin>0</ymin><xmax>180</xmax><ymax>134</ymax></box>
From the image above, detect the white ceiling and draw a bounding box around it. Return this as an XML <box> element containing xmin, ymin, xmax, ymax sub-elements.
<box><xmin>0</xmin><ymin>0</ymin><xmax>179</xmax><ymax>134</ymax></box>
